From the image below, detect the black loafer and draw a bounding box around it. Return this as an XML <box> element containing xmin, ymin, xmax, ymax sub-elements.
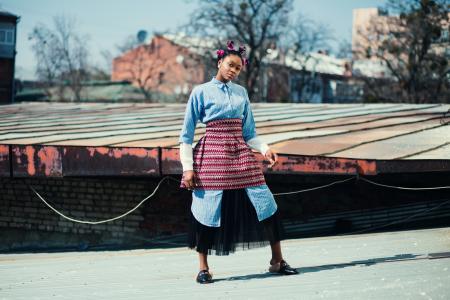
<box><xmin>196</xmin><ymin>269</ymin><xmax>213</xmax><ymax>284</ymax></box>
<box><xmin>269</xmin><ymin>260</ymin><xmax>299</xmax><ymax>275</ymax></box>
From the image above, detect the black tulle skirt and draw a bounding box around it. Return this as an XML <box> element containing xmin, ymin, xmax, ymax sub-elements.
<box><xmin>187</xmin><ymin>188</ymin><xmax>285</xmax><ymax>256</ymax></box>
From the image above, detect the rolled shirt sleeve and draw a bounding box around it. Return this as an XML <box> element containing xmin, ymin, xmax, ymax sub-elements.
<box><xmin>179</xmin><ymin>142</ymin><xmax>194</xmax><ymax>171</ymax></box>
<box><xmin>246</xmin><ymin>136</ymin><xmax>270</xmax><ymax>156</ymax></box>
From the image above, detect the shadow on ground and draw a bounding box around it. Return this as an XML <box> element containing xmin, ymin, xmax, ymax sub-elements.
<box><xmin>213</xmin><ymin>253</ymin><xmax>430</xmax><ymax>282</ymax></box>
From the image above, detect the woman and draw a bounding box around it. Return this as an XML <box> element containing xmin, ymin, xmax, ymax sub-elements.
<box><xmin>179</xmin><ymin>41</ymin><xmax>298</xmax><ymax>284</ymax></box>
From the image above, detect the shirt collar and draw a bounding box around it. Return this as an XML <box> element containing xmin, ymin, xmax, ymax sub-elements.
<box><xmin>211</xmin><ymin>77</ymin><xmax>231</xmax><ymax>90</ymax></box>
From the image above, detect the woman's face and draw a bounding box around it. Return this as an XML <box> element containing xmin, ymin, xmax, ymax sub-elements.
<box><xmin>217</xmin><ymin>54</ymin><xmax>243</xmax><ymax>82</ymax></box>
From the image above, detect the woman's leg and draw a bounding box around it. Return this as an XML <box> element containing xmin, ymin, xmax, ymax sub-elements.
<box><xmin>268</xmin><ymin>240</ymin><xmax>298</xmax><ymax>275</ymax></box>
<box><xmin>269</xmin><ymin>241</ymin><xmax>283</xmax><ymax>265</ymax></box>
<box><xmin>198</xmin><ymin>252</ymin><xmax>209</xmax><ymax>271</ymax></box>
<box><xmin>196</xmin><ymin>251</ymin><xmax>213</xmax><ymax>284</ymax></box>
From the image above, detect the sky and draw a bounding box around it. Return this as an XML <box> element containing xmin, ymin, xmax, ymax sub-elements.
<box><xmin>1</xmin><ymin>0</ymin><xmax>387</xmax><ymax>80</ymax></box>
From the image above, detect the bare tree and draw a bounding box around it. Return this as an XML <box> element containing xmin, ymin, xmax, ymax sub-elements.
<box><xmin>355</xmin><ymin>0</ymin><xmax>450</xmax><ymax>103</ymax></box>
<box><xmin>184</xmin><ymin>0</ymin><xmax>293</xmax><ymax>100</ymax></box>
<box><xmin>115</xmin><ymin>34</ymin><xmax>141</xmax><ymax>54</ymax></box>
<box><xmin>94</xmin><ymin>34</ymin><xmax>142</xmax><ymax>81</ymax></box>
<box><xmin>29</xmin><ymin>16</ymin><xmax>90</xmax><ymax>102</ymax></box>
<box><xmin>29</xmin><ymin>25</ymin><xmax>59</xmax><ymax>100</ymax></box>
<box><xmin>112</xmin><ymin>35</ymin><xmax>173</xmax><ymax>101</ymax></box>
<box><xmin>287</xmin><ymin>14</ymin><xmax>333</xmax><ymax>55</ymax></box>
<box><xmin>88</xmin><ymin>49</ymin><xmax>112</xmax><ymax>81</ymax></box>
<box><xmin>284</xmin><ymin>14</ymin><xmax>335</xmax><ymax>102</ymax></box>
<box><xmin>336</xmin><ymin>39</ymin><xmax>353</xmax><ymax>60</ymax></box>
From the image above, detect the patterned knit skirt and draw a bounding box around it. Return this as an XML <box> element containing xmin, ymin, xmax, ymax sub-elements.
<box><xmin>180</xmin><ymin>118</ymin><xmax>267</xmax><ymax>190</ymax></box>
<box><xmin>181</xmin><ymin>118</ymin><xmax>285</xmax><ymax>255</ymax></box>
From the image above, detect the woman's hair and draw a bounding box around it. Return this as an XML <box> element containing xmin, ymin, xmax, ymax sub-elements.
<box><xmin>216</xmin><ymin>40</ymin><xmax>248</xmax><ymax>66</ymax></box>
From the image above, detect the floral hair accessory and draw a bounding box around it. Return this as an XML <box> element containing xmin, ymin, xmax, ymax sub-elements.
<box><xmin>216</xmin><ymin>49</ymin><xmax>225</xmax><ymax>57</ymax></box>
<box><xmin>216</xmin><ymin>40</ymin><xmax>249</xmax><ymax>67</ymax></box>
<box><xmin>227</xmin><ymin>40</ymin><xmax>235</xmax><ymax>50</ymax></box>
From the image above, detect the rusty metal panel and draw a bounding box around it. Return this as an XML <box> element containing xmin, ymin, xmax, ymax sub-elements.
<box><xmin>264</xmin><ymin>155</ymin><xmax>378</xmax><ymax>175</ymax></box>
<box><xmin>376</xmin><ymin>159</ymin><xmax>450</xmax><ymax>173</ymax></box>
<box><xmin>253</xmin><ymin>153</ymin><xmax>377</xmax><ymax>175</ymax></box>
<box><xmin>0</xmin><ymin>144</ymin><xmax>10</xmax><ymax>177</ymax></box>
<box><xmin>160</xmin><ymin>149</ymin><xmax>378</xmax><ymax>176</ymax></box>
<box><xmin>62</xmin><ymin>146</ymin><xmax>160</xmax><ymax>176</ymax></box>
<box><xmin>161</xmin><ymin>148</ymin><xmax>182</xmax><ymax>175</ymax></box>
<box><xmin>12</xmin><ymin>145</ymin><xmax>63</xmax><ymax>177</ymax></box>
<box><xmin>10</xmin><ymin>145</ymin><xmax>159</xmax><ymax>177</ymax></box>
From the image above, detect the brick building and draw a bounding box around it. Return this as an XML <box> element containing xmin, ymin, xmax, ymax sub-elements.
<box><xmin>111</xmin><ymin>34</ymin><xmax>206</xmax><ymax>100</ymax></box>
<box><xmin>0</xmin><ymin>10</ymin><xmax>19</xmax><ymax>104</ymax></box>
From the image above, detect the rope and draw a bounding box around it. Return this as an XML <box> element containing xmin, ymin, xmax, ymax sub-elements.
<box><xmin>25</xmin><ymin>174</ymin><xmax>449</xmax><ymax>228</ymax></box>
<box><xmin>360</xmin><ymin>177</ymin><xmax>450</xmax><ymax>190</ymax></box>
<box><xmin>272</xmin><ymin>177</ymin><xmax>355</xmax><ymax>195</ymax></box>
<box><xmin>25</xmin><ymin>176</ymin><xmax>171</xmax><ymax>225</ymax></box>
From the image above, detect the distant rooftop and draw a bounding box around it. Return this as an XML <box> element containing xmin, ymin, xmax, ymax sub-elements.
<box><xmin>163</xmin><ymin>33</ymin><xmax>349</xmax><ymax>76</ymax></box>
<box><xmin>0</xmin><ymin>9</ymin><xmax>19</xmax><ymax>20</ymax></box>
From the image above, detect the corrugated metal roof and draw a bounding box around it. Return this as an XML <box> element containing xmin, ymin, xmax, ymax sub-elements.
<box><xmin>1</xmin><ymin>102</ymin><xmax>448</xmax><ymax>156</ymax></box>
<box><xmin>0</xmin><ymin>102</ymin><xmax>449</xmax><ymax>177</ymax></box>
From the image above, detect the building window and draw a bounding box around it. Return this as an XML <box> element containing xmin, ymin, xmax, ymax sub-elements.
<box><xmin>0</xmin><ymin>29</ymin><xmax>15</xmax><ymax>45</ymax></box>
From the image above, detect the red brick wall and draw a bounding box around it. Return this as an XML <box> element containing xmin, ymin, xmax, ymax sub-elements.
<box><xmin>112</xmin><ymin>36</ymin><xmax>205</xmax><ymax>96</ymax></box>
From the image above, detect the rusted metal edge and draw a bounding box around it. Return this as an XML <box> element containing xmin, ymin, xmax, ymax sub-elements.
<box><xmin>1</xmin><ymin>144</ymin><xmax>450</xmax><ymax>178</ymax></box>
<box><xmin>0</xmin><ymin>145</ymin><xmax>10</xmax><ymax>177</ymax></box>
<box><xmin>376</xmin><ymin>159</ymin><xmax>450</xmax><ymax>173</ymax></box>
<box><xmin>2</xmin><ymin>144</ymin><xmax>160</xmax><ymax>177</ymax></box>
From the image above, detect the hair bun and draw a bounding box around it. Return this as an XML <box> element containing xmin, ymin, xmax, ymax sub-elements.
<box><xmin>226</xmin><ymin>40</ymin><xmax>235</xmax><ymax>51</ymax></box>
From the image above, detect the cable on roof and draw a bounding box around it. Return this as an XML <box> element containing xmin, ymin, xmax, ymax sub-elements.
<box><xmin>359</xmin><ymin>177</ymin><xmax>450</xmax><ymax>190</ymax></box>
<box><xmin>272</xmin><ymin>177</ymin><xmax>355</xmax><ymax>195</ymax></box>
<box><xmin>24</xmin><ymin>176</ymin><xmax>171</xmax><ymax>225</ymax></box>
<box><xmin>25</xmin><ymin>174</ymin><xmax>449</xmax><ymax>226</ymax></box>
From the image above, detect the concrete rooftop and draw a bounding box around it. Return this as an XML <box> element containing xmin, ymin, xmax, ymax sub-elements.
<box><xmin>1</xmin><ymin>227</ymin><xmax>450</xmax><ymax>299</ymax></box>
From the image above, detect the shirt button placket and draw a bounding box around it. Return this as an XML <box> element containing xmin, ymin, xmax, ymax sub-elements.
<box><xmin>226</xmin><ymin>86</ymin><xmax>232</xmax><ymax>117</ymax></box>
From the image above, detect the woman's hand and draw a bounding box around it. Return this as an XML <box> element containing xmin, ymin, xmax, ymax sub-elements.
<box><xmin>264</xmin><ymin>149</ymin><xmax>278</xmax><ymax>168</ymax></box>
<box><xmin>183</xmin><ymin>170</ymin><xmax>197</xmax><ymax>190</ymax></box>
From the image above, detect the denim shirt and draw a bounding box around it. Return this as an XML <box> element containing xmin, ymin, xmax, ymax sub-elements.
<box><xmin>179</xmin><ymin>77</ymin><xmax>277</xmax><ymax>227</ymax></box>
<box><xmin>179</xmin><ymin>77</ymin><xmax>257</xmax><ymax>144</ymax></box>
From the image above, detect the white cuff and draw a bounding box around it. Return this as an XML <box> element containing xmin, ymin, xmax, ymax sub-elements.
<box><xmin>179</xmin><ymin>143</ymin><xmax>193</xmax><ymax>171</ymax></box>
<box><xmin>246</xmin><ymin>136</ymin><xmax>270</xmax><ymax>156</ymax></box>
